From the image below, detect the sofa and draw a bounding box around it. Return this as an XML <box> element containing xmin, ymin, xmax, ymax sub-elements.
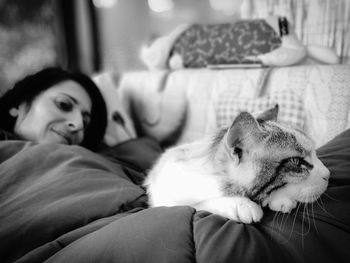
<box><xmin>98</xmin><ymin>64</ymin><xmax>350</xmax><ymax>149</ymax></box>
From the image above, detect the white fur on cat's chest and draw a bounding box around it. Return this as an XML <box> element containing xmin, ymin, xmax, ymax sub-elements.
<box><xmin>146</xmin><ymin>157</ymin><xmax>224</xmax><ymax>206</ymax></box>
<box><xmin>145</xmin><ymin>153</ymin><xmax>266</xmax><ymax>223</ymax></box>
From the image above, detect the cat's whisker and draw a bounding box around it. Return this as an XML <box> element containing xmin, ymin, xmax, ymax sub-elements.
<box><xmin>302</xmin><ymin>202</ymin><xmax>307</xmax><ymax>226</ymax></box>
<box><xmin>268</xmin><ymin>213</ymin><xmax>277</xmax><ymax>241</ymax></box>
<box><xmin>281</xmin><ymin>210</ymin><xmax>292</xmax><ymax>233</ymax></box>
<box><xmin>315</xmin><ymin>198</ymin><xmax>325</xmax><ymax>211</ymax></box>
<box><xmin>273</xmin><ymin>211</ymin><xmax>284</xmax><ymax>237</ymax></box>
<box><xmin>301</xmin><ymin>203</ymin><xmax>312</xmax><ymax>249</ymax></box>
<box><xmin>271</xmin><ymin>211</ymin><xmax>285</xmax><ymax>243</ymax></box>
<box><xmin>323</xmin><ymin>192</ymin><xmax>340</xmax><ymax>202</ymax></box>
<box><xmin>311</xmin><ymin>202</ymin><xmax>319</xmax><ymax>234</ymax></box>
<box><xmin>278</xmin><ymin>213</ymin><xmax>286</xmax><ymax>238</ymax></box>
<box><xmin>272</xmin><ymin>211</ymin><xmax>279</xmax><ymax>228</ymax></box>
<box><xmin>303</xmin><ymin>204</ymin><xmax>311</xmax><ymax>236</ymax></box>
<box><xmin>275</xmin><ymin>213</ymin><xmax>282</xmax><ymax>232</ymax></box>
<box><xmin>287</xmin><ymin>202</ymin><xmax>302</xmax><ymax>242</ymax></box>
<box><xmin>297</xmin><ymin>203</ymin><xmax>306</xmax><ymax>235</ymax></box>
<box><xmin>278</xmin><ymin>211</ymin><xmax>286</xmax><ymax>228</ymax></box>
<box><xmin>269</xmin><ymin>211</ymin><xmax>288</xmax><ymax>245</ymax></box>
<box><xmin>316</xmin><ymin>196</ymin><xmax>335</xmax><ymax>218</ymax></box>
<box><xmin>300</xmin><ymin>203</ymin><xmax>310</xmax><ymax>249</ymax></box>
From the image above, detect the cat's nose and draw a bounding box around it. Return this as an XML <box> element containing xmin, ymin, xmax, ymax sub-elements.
<box><xmin>314</xmin><ymin>157</ymin><xmax>330</xmax><ymax>181</ymax></box>
<box><xmin>318</xmin><ymin>164</ymin><xmax>330</xmax><ymax>181</ymax></box>
<box><xmin>322</xmin><ymin>169</ymin><xmax>330</xmax><ymax>181</ymax></box>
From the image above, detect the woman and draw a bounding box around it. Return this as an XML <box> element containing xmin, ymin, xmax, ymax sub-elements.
<box><xmin>0</xmin><ymin>67</ymin><xmax>107</xmax><ymax>150</ymax></box>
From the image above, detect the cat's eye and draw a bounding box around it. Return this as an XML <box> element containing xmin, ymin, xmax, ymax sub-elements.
<box><xmin>288</xmin><ymin>157</ymin><xmax>313</xmax><ymax>169</ymax></box>
<box><xmin>289</xmin><ymin>157</ymin><xmax>301</xmax><ymax>165</ymax></box>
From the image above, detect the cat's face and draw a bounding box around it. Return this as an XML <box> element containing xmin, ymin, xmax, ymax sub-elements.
<box><xmin>219</xmin><ymin>105</ymin><xmax>330</xmax><ymax>204</ymax></box>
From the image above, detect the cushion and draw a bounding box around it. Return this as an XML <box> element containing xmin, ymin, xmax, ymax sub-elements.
<box><xmin>216</xmin><ymin>89</ymin><xmax>306</xmax><ymax>129</ymax></box>
<box><xmin>263</xmin><ymin>65</ymin><xmax>350</xmax><ymax>147</ymax></box>
<box><xmin>93</xmin><ymin>72</ymin><xmax>137</xmax><ymax>146</ymax></box>
<box><xmin>170</xmin><ymin>19</ymin><xmax>281</xmax><ymax>68</ymax></box>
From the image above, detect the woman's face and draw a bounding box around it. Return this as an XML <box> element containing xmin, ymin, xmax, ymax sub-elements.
<box><xmin>13</xmin><ymin>80</ymin><xmax>92</xmax><ymax>146</ymax></box>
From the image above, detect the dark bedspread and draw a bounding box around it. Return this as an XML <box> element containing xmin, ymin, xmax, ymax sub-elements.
<box><xmin>0</xmin><ymin>131</ymin><xmax>350</xmax><ymax>263</ymax></box>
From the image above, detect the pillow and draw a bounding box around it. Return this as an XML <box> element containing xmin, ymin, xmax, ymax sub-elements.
<box><xmin>142</xmin><ymin>16</ymin><xmax>315</xmax><ymax>70</ymax></box>
<box><xmin>216</xmin><ymin>89</ymin><xmax>306</xmax><ymax>129</ymax></box>
<box><xmin>169</xmin><ymin>19</ymin><xmax>282</xmax><ymax>68</ymax></box>
<box><xmin>120</xmin><ymin>71</ymin><xmax>187</xmax><ymax>145</ymax></box>
<box><xmin>93</xmin><ymin>72</ymin><xmax>137</xmax><ymax>146</ymax></box>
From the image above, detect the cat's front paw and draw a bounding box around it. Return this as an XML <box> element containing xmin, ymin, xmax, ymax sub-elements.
<box><xmin>235</xmin><ymin>199</ymin><xmax>263</xmax><ymax>223</ymax></box>
<box><xmin>266</xmin><ymin>197</ymin><xmax>297</xmax><ymax>213</ymax></box>
<box><xmin>197</xmin><ymin>197</ymin><xmax>263</xmax><ymax>223</ymax></box>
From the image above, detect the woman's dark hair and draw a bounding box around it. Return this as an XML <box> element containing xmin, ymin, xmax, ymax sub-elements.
<box><xmin>0</xmin><ymin>67</ymin><xmax>107</xmax><ymax>150</ymax></box>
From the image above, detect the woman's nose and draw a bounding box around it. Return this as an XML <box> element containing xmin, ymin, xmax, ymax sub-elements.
<box><xmin>66</xmin><ymin>113</ymin><xmax>84</xmax><ymax>132</ymax></box>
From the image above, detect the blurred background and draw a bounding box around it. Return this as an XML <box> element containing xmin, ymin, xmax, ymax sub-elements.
<box><xmin>0</xmin><ymin>0</ymin><xmax>349</xmax><ymax>94</ymax></box>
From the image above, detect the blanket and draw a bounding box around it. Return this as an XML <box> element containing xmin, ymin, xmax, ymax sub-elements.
<box><xmin>1</xmin><ymin>132</ymin><xmax>350</xmax><ymax>262</ymax></box>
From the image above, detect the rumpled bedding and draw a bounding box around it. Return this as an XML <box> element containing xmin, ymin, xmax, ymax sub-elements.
<box><xmin>1</xmin><ymin>132</ymin><xmax>350</xmax><ymax>263</ymax></box>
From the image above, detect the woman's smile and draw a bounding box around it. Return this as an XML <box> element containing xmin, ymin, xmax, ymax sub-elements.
<box><xmin>13</xmin><ymin>81</ymin><xmax>92</xmax><ymax>146</ymax></box>
<box><xmin>51</xmin><ymin>129</ymin><xmax>72</xmax><ymax>145</ymax></box>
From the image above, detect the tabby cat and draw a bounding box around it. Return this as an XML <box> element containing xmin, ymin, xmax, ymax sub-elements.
<box><xmin>144</xmin><ymin>105</ymin><xmax>330</xmax><ymax>223</ymax></box>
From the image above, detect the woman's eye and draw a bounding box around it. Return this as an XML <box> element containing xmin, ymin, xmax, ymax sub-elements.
<box><xmin>55</xmin><ymin>99</ymin><xmax>73</xmax><ymax>112</ymax></box>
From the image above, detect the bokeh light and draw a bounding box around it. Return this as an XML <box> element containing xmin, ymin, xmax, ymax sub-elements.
<box><xmin>93</xmin><ymin>0</ymin><xmax>118</xmax><ymax>9</ymax></box>
<box><xmin>147</xmin><ymin>0</ymin><xmax>174</xmax><ymax>13</ymax></box>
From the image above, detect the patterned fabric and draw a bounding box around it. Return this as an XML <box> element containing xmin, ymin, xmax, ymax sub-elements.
<box><xmin>216</xmin><ymin>90</ymin><xmax>305</xmax><ymax>129</ymax></box>
<box><xmin>170</xmin><ymin>19</ymin><xmax>282</xmax><ymax>68</ymax></box>
<box><xmin>320</xmin><ymin>66</ymin><xmax>350</xmax><ymax>142</ymax></box>
<box><xmin>263</xmin><ymin>65</ymin><xmax>350</xmax><ymax>146</ymax></box>
<box><xmin>240</xmin><ymin>0</ymin><xmax>350</xmax><ymax>64</ymax></box>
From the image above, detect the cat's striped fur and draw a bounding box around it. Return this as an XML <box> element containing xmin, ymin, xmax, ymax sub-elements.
<box><xmin>144</xmin><ymin>105</ymin><xmax>330</xmax><ymax>223</ymax></box>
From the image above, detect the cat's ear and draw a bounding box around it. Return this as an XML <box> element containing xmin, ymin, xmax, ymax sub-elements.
<box><xmin>256</xmin><ymin>104</ymin><xmax>279</xmax><ymax>122</ymax></box>
<box><xmin>228</xmin><ymin>147</ymin><xmax>241</xmax><ymax>165</ymax></box>
<box><xmin>225</xmin><ymin>111</ymin><xmax>260</xmax><ymax>148</ymax></box>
